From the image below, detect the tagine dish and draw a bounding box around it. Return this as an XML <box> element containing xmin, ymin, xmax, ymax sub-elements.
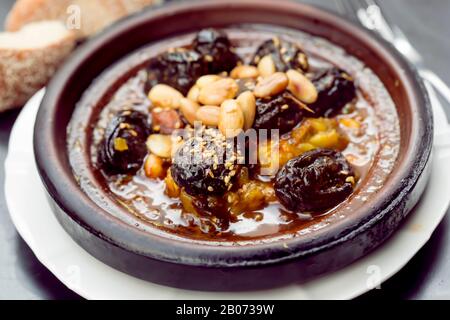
<box><xmin>67</xmin><ymin>26</ymin><xmax>400</xmax><ymax>243</ymax></box>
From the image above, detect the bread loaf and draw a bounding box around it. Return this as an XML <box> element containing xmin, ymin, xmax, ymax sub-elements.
<box><xmin>0</xmin><ymin>21</ymin><xmax>77</xmax><ymax>112</ymax></box>
<box><xmin>6</xmin><ymin>0</ymin><xmax>162</xmax><ymax>39</ymax></box>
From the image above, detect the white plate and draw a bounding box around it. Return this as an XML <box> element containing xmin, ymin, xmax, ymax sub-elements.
<box><xmin>5</xmin><ymin>88</ymin><xmax>450</xmax><ymax>300</ymax></box>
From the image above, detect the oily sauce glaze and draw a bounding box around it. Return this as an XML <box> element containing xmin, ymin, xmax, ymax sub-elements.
<box><xmin>68</xmin><ymin>26</ymin><xmax>400</xmax><ymax>243</ymax></box>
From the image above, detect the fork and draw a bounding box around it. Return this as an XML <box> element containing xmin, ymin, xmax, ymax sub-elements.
<box><xmin>335</xmin><ymin>0</ymin><xmax>450</xmax><ymax>110</ymax></box>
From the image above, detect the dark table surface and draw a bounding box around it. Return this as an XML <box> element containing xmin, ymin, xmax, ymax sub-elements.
<box><xmin>1</xmin><ymin>0</ymin><xmax>450</xmax><ymax>300</ymax></box>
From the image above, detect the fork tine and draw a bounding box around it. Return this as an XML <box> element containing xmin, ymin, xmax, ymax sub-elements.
<box><xmin>367</xmin><ymin>0</ymin><xmax>421</xmax><ymax>62</ymax></box>
<box><xmin>367</xmin><ymin>0</ymin><xmax>379</xmax><ymax>7</ymax></box>
<box><xmin>336</xmin><ymin>0</ymin><xmax>395</xmax><ymax>42</ymax></box>
<box><xmin>346</xmin><ymin>0</ymin><xmax>375</xmax><ymax>29</ymax></box>
<box><xmin>333</xmin><ymin>0</ymin><xmax>360</xmax><ymax>22</ymax></box>
<box><xmin>362</xmin><ymin>0</ymin><xmax>377</xmax><ymax>7</ymax></box>
<box><xmin>361</xmin><ymin>0</ymin><xmax>397</xmax><ymax>41</ymax></box>
<box><xmin>345</xmin><ymin>0</ymin><xmax>363</xmax><ymax>15</ymax></box>
<box><xmin>336</xmin><ymin>0</ymin><xmax>450</xmax><ymax>113</ymax></box>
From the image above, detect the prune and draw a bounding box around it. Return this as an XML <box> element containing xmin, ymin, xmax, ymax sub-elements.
<box><xmin>309</xmin><ymin>68</ymin><xmax>356</xmax><ymax>117</ymax></box>
<box><xmin>147</xmin><ymin>49</ymin><xmax>207</xmax><ymax>95</ymax></box>
<box><xmin>252</xmin><ymin>38</ymin><xmax>309</xmax><ymax>72</ymax></box>
<box><xmin>253</xmin><ymin>92</ymin><xmax>305</xmax><ymax>134</ymax></box>
<box><xmin>171</xmin><ymin>128</ymin><xmax>241</xmax><ymax>196</ymax></box>
<box><xmin>192</xmin><ymin>28</ymin><xmax>240</xmax><ymax>74</ymax></box>
<box><xmin>274</xmin><ymin>149</ymin><xmax>354</xmax><ymax>212</ymax></box>
<box><xmin>98</xmin><ymin>110</ymin><xmax>151</xmax><ymax>174</ymax></box>
<box><xmin>191</xmin><ymin>195</ymin><xmax>231</xmax><ymax>230</ymax></box>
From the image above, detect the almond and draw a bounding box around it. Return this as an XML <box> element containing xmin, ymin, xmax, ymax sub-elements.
<box><xmin>196</xmin><ymin>106</ymin><xmax>221</xmax><ymax>126</ymax></box>
<box><xmin>230</xmin><ymin>65</ymin><xmax>259</xmax><ymax>79</ymax></box>
<box><xmin>219</xmin><ymin>99</ymin><xmax>244</xmax><ymax>138</ymax></box>
<box><xmin>187</xmin><ymin>85</ymin><xmax>200</xmax><ymax>102</ymax></box>
<box><xmin>237</xmin><ymin>91</ymin><xmax>256</xmax><ymax>130</ymax></box>
<box><xmin>144</xmin><ymin>154</ymin><xmax>164</xmax><ymax>179</ymax></box>
<box><xmin>198</xmin><ymin>78</ymin><xmax>238</xmax><ymax>106</ymax></box>
<box><xmin>286</xmin><ymin>69</ymin><xmax>318</xmax><ymax>104</ymax></box>
<box><xmin>146</xmin><ymin>134</ymin><xmax>173</xmax><ymax>158</ymax></box>
<box><xmin>253</xmin><ymin>72</ymin><xmax>288</xmax><ymax>98</ymax></box>
<box><xmin>257</xmin><ymin>54</ymin><xmax>276</xmax><ymax>77</ymax></box>
<box><xmin>179</xmin><ymin>98</ymin><xmax>199</xmax><ymax>125</ymax></box>
<box><xmin>196</xmin><ymin>74</ymin><xmax>222</xmax><ymax>88</ymax></box>
<box><xmin>148</xmin><ymin>84</ymin><xmax>183</xmax><ymax>109</ymax></box>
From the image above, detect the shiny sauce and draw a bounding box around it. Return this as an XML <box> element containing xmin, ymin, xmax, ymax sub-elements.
<box><xmin>67</xmin><ymin>26</ymin><xmax>400</xmax><ymax>243</ymax></box>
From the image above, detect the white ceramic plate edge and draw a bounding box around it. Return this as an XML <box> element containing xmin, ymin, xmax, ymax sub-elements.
<box><xmin>5</xmin><ymin>88</ymin><xmax>450</xmax><ymax>299</ymax></box>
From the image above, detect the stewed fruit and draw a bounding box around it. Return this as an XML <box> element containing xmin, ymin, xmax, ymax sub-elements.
<box><xmin>98</xmin><ymin>110</ymin><xmax>151</xmax><ymax>174</ymax></box>
<box><xmin>274</xmin><ymin>148</ymin><xmax>355</xmax><ymax>212</ymax></box>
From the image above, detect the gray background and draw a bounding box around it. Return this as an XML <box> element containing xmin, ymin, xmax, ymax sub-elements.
<box><xmin>1</xmin><ymin>0</ymin><xmax>450</xmax><ymax>299</ymax></box>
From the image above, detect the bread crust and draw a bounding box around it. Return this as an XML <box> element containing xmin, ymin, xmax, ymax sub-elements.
<box><xmin>6</xmin><ymin>0</ymin><xmax>161</xmax><ymax>38</ymax></box>
<box><xmin>1</xmin><ymin>0</ymin><xmax>160</xmax><ymax>111</ymax></box>
<box><xmin>0</xmin><ymin>22</ymin><xmax>77</xmax><ymax>112</ymax></box>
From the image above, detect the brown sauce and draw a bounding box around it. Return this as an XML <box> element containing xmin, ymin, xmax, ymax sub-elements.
<box><xmin>67</xmin><ymin>25</ymin><xmax>400</xmax><ymax>243</ymax></box>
